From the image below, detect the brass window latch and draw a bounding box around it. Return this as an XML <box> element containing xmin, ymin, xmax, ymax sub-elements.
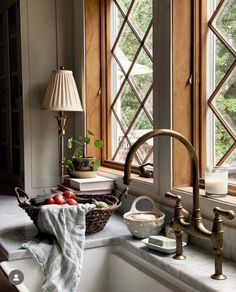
<box><xmin>139</xmin><ymin>163</ymin><xmax>153</xmax><ymax>178</ymax></box>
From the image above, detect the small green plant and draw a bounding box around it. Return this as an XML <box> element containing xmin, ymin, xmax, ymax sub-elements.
<box><xmin>66</xmin><ymin>130</ymin><xmax>103</xmax><ymax>172</ymax></box>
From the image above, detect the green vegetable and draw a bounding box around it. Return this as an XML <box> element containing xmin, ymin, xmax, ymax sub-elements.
<box><xmin>92</xmin><ymin>199</ymin><xmax>109</xmax><ymax>208</ymax></box>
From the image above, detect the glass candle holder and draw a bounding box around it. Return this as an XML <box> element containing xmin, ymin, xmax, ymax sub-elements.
<box><xmin>205</xmin><ymin>166</ymin><xmax>228</xmax><ymax>197</ymax></box>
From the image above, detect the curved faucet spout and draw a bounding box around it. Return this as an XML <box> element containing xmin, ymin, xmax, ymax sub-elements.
<box><xmin>123</xmin><ymin>129</ymin><xmax>200</xmax><ymax>216</ymax></box>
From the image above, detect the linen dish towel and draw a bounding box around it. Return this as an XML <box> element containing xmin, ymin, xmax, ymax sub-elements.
<box><xmin>22</xmin><ymin>203</ymin><xmax>94</xmax><ymax>292</ymax></box>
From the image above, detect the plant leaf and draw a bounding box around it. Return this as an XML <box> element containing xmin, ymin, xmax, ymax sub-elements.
<box><xmin>92</xmin><ymin>159</ymin><xmax>100</xmax><ymax>171</ymax></box>
<box><xmin>94</xmin><ymin>139</ymin><xmax>103</xmax><ymax>148</ymax></box>
<box><xmin>84</xmin><ymin>137</ymin><xmax>90</xmax><ymax>144</ymax></box>
<box><xmin>73</xmin><ymin>148</ymin><xmax>83</xmax><ymax>158</ymax></box>
<box><xmin>88</xmin><ymin>129</ymin><xmax>94</xmax><ymax>136</ymax></box>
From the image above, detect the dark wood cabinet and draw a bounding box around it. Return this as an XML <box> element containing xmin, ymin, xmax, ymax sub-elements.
<box><xmin>0</xmin><ymin>0</ymin><xmax>23</xmax><ymax>191</ymax></box>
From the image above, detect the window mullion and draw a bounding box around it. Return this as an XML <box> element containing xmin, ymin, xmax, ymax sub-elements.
<box><xmin>154</xmin><ymin>0</ymin><xmax>172</xmax><ymax>194</ymax></box>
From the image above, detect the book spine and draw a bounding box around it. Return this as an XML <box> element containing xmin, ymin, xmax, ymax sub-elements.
<box><xmin>62</xmin><ymin>176</ymin><xmax>115</xmax><ymax>191</ymax></box>
<box><xmin>63</xmin><ymin>177</ymin><xmax>72</xmax><ymax>188</ymax></box>
<box><xmin>57</xmin><ymin>184</ymin><xmax>113</xmax><ymax>195</ymax></box>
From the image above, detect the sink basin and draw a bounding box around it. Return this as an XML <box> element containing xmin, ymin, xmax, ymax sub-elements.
<box><xmin>1</xmin><ymin>246</ymin><xmax>198</xmax><ymax>292</ymax></box>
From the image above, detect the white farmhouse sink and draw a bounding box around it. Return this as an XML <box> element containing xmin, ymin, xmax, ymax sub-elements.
<box><xmin>1</xmin><ymin>246</ymin><xmax>197</xmax><ymax>292</ymax></box>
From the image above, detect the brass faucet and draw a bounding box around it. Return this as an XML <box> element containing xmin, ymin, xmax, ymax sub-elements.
<box><xmin>123</xmin><ymin>129</ymin><xmax>235</xmax><ymax>280</ymax></box>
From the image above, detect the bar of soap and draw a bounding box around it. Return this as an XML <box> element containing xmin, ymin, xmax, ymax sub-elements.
<box><xmin>148</xmin><ymin>235</ymin><xmax>176</xmax><ymax>247</ymax></box>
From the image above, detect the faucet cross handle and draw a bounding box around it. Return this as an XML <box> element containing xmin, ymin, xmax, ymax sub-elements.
<box><xmin>211</xmin><ymin>206</ymin><xmax>235</xmax><ymax>280</ymax></box>
<box><xmin>165</xmin><ymin>192</ymin><xmax>181</xmax><ymax>203</ymax></box>
<box><xmin>165</xmin><ymin>192</ymin><xmax>190</xmax><ymax>219</ymax></box>
<box><xmin>213</xmin><ymin>207</ymin><xmax>235</xmax><ymax>220</ymax></box>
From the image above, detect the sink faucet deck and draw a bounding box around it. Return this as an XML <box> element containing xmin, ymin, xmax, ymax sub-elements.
<box><xmin>123</xmin><ymin>129</ymin><xmax>235</xmax><ymax>280</ymax></box>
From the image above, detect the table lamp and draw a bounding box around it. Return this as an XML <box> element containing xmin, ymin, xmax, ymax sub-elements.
<box><xmin>42</xmin><ymin>66</ymin><xmax>83</xmax><ymax>180</ymax></box>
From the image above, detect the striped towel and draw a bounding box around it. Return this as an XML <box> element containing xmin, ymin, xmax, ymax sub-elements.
<box><xmin>22</xmin><ymin>203</ymin><xmax>94</xmax><ymax>292</ymax></box>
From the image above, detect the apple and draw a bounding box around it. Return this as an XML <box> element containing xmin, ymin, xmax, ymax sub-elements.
<box><xmin>53</xmin><ymin>194</ymin><xmax>66</xmax><ymax>205</ymax></box>
<box><xmin>45</xmin><ymin>197</ymin><xmax>55</xmax><ymax>204</ymax></box>
<box><xmin>53</xmin><ymin>194</ymin><xmax>63</xmax><ymax>200</ymax></box>
<box><xmin>63</xmin><ymin>190</ymin><xmax>76</xmax><ymax>199</ymax></box>
<box><xmin>66</xmin><ymin>198</ymin><xmax>78</xmax><ymax>205</ymax></box>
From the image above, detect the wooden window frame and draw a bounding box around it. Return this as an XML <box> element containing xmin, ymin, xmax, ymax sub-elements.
<box><xmin>102</xmin><ymin>0</ymin><xmax>153</xmax><ymax>171</ymax></box>
<box><xmin>172</xmin><ymin>0</ymin><xmax>194</xmax><ymax>187</ymax></box>
<box><xmin>85</xmin><ymin>0</ymin><xmax>153</xmax><ymax>173</ymax></box>
<box><xmin>85</xmin><ymin>0</ymin><xmax>203</xmax><ymax>178</ymax></box>
<box><xmin>85</xmin><ymin>0</ymin><xmax>236</xmax><ymax>195</ymax></box>
<box><xmin>84</xmin><ymin>0</ymin><xmax>103</xmax><ymax>162</ymax></box>
<box><xmin>84</xmin><ymin>1</ymin><xmax>194</xmax><ymax>176</ymax></box>
<box><xmin>198</xmin><ymin>0</ymin><xmax>236</xmax><ymax>196</ymax></box>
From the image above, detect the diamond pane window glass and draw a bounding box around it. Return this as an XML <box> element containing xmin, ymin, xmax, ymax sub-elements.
<box><xmin>113</xmin><ymin>24</ymin><xmax>140</xmax><ymax>73</ymax></box>
<box><xmin>129</xmin><ymin>48</ymin><xmax>152</xmax><ymax>99</ymax></box>
<box><xmin>215</xmin><ymin>68</ymin><xmax>236</xmax><ymax>135</ymax></box>
<box><xmin>116</xmin><ymin>0</ymin><xmax>132</xmax><ymax>13</ymax></box>
<box><xmin>145</xmin><ymin>26</ymin><xmax>153</xmax><ymax>56</ymax></box>
<box><xmin>215</xmin><ymin>119</ymin><xmax>234</xmax><ymax>164</ymax></box>
<box><xmin>208</xmin><ymin>0</ymin><xmax>236</xmax><ymax>181</ymax></box>
<box><xmin>111</xmin><ymin>0</ymin><xmax>153</xmax><ymax>166</ymax></box>
<box><xmin>145</xmin><ymin>90</ymin><xmax>153</xmax><ymax>119</ymax></box>
<box><xmin>115</xmin><ymin>8</ymin><xmax>124</xmax><ymax>34</ymax></box>
<box><xmin>128</xmin><ymin>0</ymin><xmax>152</xmax><ymax>39</ymax></box>
<box><xmin>214</xmin><ymin>0</ymin><xmax>236</xmax><ymax>51</ymax></box>
<box><xmin>118</xmin><ymin>82</ymin><xmax>140</xmax><ymax>130</ymax></box>
<box><xmin>214</xmin><ymin>37</ymin><xmax>235</xmax><ymax>89</ymax></box>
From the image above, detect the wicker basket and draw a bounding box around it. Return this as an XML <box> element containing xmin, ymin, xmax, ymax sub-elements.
<box><xmin>15</xmin><ymin>187</ymin><xmax>121</xmax><ymax>235</ymax></box>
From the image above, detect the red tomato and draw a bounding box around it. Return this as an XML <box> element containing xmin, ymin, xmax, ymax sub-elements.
<box><xmin>63</xmin><ymin>190</ymin><xmax>76</xmax><ymax>199</ymax></box>
<box><xmin>66</xmin><ymin>198</ymin><xmax>78</xmax><ymax>205</ymax></box>
<box><xmin>45</xmin><ymin>198</ymin><xmax>55</xmax><ymax>204</ymax></box>
<box><xmin>53</xmin><ymin>194</ymin><xmax>66</xmax><ymax>205</ymax></box>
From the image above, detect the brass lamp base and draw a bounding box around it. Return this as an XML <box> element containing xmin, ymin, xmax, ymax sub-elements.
<box><xmin>55</xmin><ymin>111</ymin><xmax>69</xmax><ymax>181</ymax></box>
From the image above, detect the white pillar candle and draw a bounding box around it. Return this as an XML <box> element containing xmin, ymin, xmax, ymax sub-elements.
<box><xmin>205</xmin><ymin>167</ymin><xmax>228</xmax><ymax>196</ymax></box>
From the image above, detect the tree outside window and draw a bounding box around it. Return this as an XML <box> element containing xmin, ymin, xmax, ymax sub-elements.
<box><xmin>208</xmin><ymin>0</ymin><xmax>236</xmax><ymax>182</ymax></box>
<box><xmin>110</xmin><ymin>0</ymin><xmax>153</xmax><ymax>166</ymax></box>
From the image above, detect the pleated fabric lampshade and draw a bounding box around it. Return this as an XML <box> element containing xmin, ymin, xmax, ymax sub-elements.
<box><xmin>42</xmin><ymin>67</ymin><xmax>83</xmax><ymax>112</ymax></box>
<box><xmin>42</xmin><ymin>66</ymin><xmax>83</xmax><ymax>181</ymax></box>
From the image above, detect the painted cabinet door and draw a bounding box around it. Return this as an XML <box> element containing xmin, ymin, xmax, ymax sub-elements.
<box><xmin>20</xmin><ymin>0</ymin><xmax>76</xmax><ymax>195</ymax></box>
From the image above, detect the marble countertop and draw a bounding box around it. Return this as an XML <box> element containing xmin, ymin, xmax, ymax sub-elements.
<box><xmin>0</xmin><ymin>195</ymin><xmax>130</xmax><ymax>260</ymax></box>
<box><xmin>1</xmin><ymin>195</ymin><xmax>236</xmax><ymax>292</ymax></box>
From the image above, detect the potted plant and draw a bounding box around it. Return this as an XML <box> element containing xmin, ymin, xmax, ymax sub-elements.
<box><xmin>65</xmin><ymin>130</ymin><xmax>103</xmax><ymax>178</ymax></box>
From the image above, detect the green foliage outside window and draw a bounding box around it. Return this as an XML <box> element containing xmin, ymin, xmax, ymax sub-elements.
<box><xmin>114</xmin><ymin>1</ymin><xmax>236</xmax><ymax>166</ymax></box>
<box><xmin>115</xmin><ymin>0</ymin><xmax>153</xmax><ymax>131</ymax></box>
<box><xmin>214</xmin><ymin>1</ymin><xmax>236</xmax><ymax>164</ymax></box>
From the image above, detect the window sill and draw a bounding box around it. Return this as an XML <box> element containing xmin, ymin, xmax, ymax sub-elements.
<box><xmin>98</xmin><ymin>166</ymin><xmax>153</xmax><ymax>184</ymax></box>
<box><xmin>175</xmin><ymin>186</ymin><xmax>236</xmax><ymax>207</ymax></box>
<box><xmin>99</xmin><ymin>166</ymin><xmax>236</xmax><ymax>228</ymax></box>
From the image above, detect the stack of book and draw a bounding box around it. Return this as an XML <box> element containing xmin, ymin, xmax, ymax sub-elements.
<box><xmin>58</xmin><ymin>175</ymin><xmax>115</xmax><ymax>195</ymax></box>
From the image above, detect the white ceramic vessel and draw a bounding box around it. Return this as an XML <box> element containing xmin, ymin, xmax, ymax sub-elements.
<box><xmin>123</xmin><ymin>195</ymin><xmax>165</xmax><ymax>239</ymax></box>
